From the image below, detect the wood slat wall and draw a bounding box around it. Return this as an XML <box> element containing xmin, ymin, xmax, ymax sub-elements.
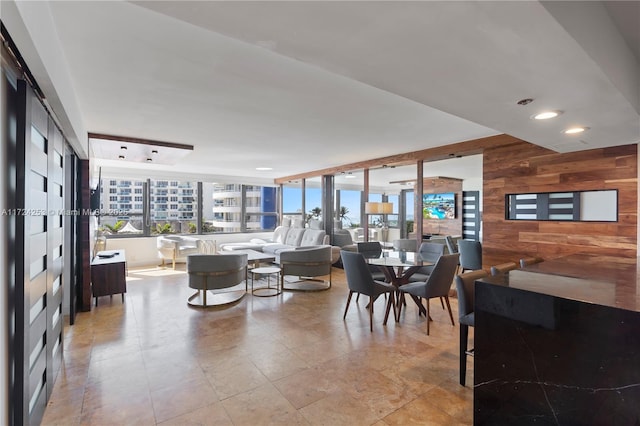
<box><xmin>483</xmin><ymin>139</ymin><xmax>637</xmax><ymax>268</ymax></box>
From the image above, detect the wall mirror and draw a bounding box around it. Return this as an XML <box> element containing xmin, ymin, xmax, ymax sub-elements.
<box><xmin>506</xmin><ymin>189</ymin><xmax>618</xmax><ymax>222</ymax></box>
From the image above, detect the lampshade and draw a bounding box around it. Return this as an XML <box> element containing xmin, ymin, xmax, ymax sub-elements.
<box><xmin>381</xmin><ymin>202</ymin><xmax>393</xmax><ymax>214</ymax></box>
<box><xmin>365</xmin><ymin>202</ymin><xmax>393</xmax><ymax>214</ymax></box>
<box><xmin>365</xmin><ymin>202</ymin><xmax>380</xmax><ymax>214</ymax></box>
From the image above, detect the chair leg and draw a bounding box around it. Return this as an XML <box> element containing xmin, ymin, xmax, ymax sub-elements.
<box><xmin>356</xmin><ymin>293</ymin><xmax>360</xmax><ymax>303</ymax></box>
<box><xmin>343</xmin><ymin>291</ymin><xmax>353</xmax><ymax>320</ymax></box>
<box><xmin>444</xmin><ymin>296</ymin><xmax>455</xmax><ymax>326</ymax></box>
<box><xmin>172</xmin><ymin>248</ymin><xmax>177</xmax><ymax>270</ymax></box>
<box><xmin>440</xmin><ymin>297</ymin><xmax>445</xmax><ymax>309</ymax></box>
<box><xmin>369</xmin><ymin>296</ymin><xmax>374</xmax><ymax>332</ymax></box>
<box><xmin>460</xmin><ymin>324</ymin><xmax>469</xmax><ymax>386</ymax></box>
<box><xmin>426</xmin><ymin>299</ymin><xmax>430</xmax><ymax>335</ymax></box>
<box><xmin>383</xmin><ymin>292</ymin><xmax>394</xmax><ymax>325</ymax></box>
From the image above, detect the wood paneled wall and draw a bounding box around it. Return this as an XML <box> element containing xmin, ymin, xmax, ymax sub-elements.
<box><xmin>483</xmin><ymin>139</ymin><xmax>637</xmax><ymax>267</ymax></box>
<box><xmin>422</xmin><ymin>177</ymin><xmax>462</xmax><ymax>236</ymax></box>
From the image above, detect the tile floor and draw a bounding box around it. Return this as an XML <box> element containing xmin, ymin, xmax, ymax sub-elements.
<box><xmin>42</xmin><ymin>265</ymin><xmax>473</xmax><ymax>425</ymax></box>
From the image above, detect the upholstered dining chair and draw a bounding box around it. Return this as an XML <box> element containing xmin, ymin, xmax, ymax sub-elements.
<box><xmin>458</xmin><ymin>239</ymin><xmax>482</xmax><ymax>272</ymax></box>
<box><xmin>356</xmin><ymin>241</ymin><xmax>387</xmax><ymax>282</ymax></box>
<box><xmin>455</xmin><ymin>269</ymin><xmax>489</xmax><ymax>386</ymax></box>
<box><xmin>445</xmin><ymin>235</ymin><xmax>459</xmax><ymax>254</ymax></box>
<box><xmin>520</xmin><ymin>256</ymin><xmax>544</xmax><ymax>268</ymax></box>
<box><xmin>340</xmin><ymin>250</ymin><xmax>397</xmax><ymax>332</ymax></box>
<box><xmin>490</xmin><ymin>262</ymin><xmax>518</xmax><ymax>276</ymax></box>
<box><xmin>408</xmin><ymin>242</ymin><xmax>445</xmax><ymax>282</ymax></box>
<box><xmin>398</xmin><ymin>253</ymin><xmax>460</xmax><ymax>335</ymax></box>
<box><xmin>393</xmin><ymin>238</ymin><xmax>417</xmax><ymax>252</ymax></box>
<box><xmin>187</xmin><ymin>253</ymin><xmax>248</xmax><ymax>307</ymax></box>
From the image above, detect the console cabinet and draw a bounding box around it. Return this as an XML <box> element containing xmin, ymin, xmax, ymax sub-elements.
<box><xmin>91</xmin><ymin>250</ymin><xmax>127</xmax><ymax>306</ymax></box>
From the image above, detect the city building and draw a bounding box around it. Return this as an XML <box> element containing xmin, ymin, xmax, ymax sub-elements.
<box><xmin>98</xmin><ymin>179</ymin><xmax>198</xmax><ymax>234</ymax></box>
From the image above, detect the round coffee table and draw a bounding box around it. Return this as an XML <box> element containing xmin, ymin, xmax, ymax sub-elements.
<box><xmin>250</xmin><ymin>266</ymin><xmax>282</xmax><ymax>297</ymax></box>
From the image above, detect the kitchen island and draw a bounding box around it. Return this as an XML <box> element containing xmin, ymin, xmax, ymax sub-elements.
<box><xmin>474</xmin><ymin>254</ymin><xmax>640</xmax><ymax>424</ymax></box>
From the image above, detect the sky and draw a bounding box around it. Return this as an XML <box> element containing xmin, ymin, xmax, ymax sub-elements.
<box><xmin>283</xmin><ymin>187</ymin><xmax>414</xmax><ymax>227</ymax></box>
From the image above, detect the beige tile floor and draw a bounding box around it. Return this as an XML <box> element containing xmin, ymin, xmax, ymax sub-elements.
<box><xmin>42</xmin><ymin>265</ymin><xmax>473</xmax><ymax>425</ymax></box>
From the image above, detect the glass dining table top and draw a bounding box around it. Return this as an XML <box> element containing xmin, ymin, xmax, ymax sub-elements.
<box><xmin>362</xmin><ymin>250</ymin><xmax>434</xmax><ymax>268</ymax></box>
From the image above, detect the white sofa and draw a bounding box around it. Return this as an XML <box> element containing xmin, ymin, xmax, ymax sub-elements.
<box><xmin>220</xmin><ymin>225</ymin><xmax>327</xmax><ymax>254</ymax></box>
<box><xmin>157</xmin><ymin>235</ymin><xmax>202</xmax><ymax>269</ymax></box>
<box><xmin>219</xmin><ymin>224</ymin><xmax>346</xmax><ymax>264</ymax></box>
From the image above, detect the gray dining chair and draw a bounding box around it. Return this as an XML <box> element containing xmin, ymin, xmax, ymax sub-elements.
<box><xmin>356</xmin><ymin>241</ymin><xmax>387</xmax><ymax>282</ymax></box>
<box><xmin>455</xmin><ymin>269</ymin><xmax>488</xmax><ymax>386</ymax></box>
<box><xmin>445</xmin><ymin>235</ymin><xmax>458</xmax><ymax>254</ymax></box>
<box><xmin>458</xmin><ymin>239</ymin><xmax>482</xmax><ymax>272</ymax></box>
<box><xmin>340</xmin><ymin>250</ymin><xmax>397</xmax><ymax>332</ymax></box>
<box><xmin>398</xmin><ymin>253</ymin><xmax>460</xmax><ymax>335</ymax></box>
<box><xmin>393</xmin><ymin>239</ymin><xmax>417</xmax><ymax>252</ymax></box>
<box><xmin>408</xmin><ymin>242</ymin><xmax>445</xmax><ymax>282</ymax></box>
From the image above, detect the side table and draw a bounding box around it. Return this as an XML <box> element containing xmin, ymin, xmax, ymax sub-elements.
<box><xmin>91</xmin><ymin>250</ymin><xmax>127</xmax><ymax>306</ymax></box>
<box><xmin>250</xmin><ymin>266</ymin><xmax>281</xmax><ymax>297</ymax></box>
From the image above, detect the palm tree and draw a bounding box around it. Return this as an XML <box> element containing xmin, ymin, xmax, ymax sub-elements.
<box><xmin>102</xmin><ymin>220</ymin><xmax>125</xmax><ymax>234</ymax></box>
<box><xmin>309</xmin><ymin>207</ymin><xmax>322</xmax><ymax>219</ymax></box>
<box><xmin>155</xmin><ymin>223</ymin><xmax>174</xmax><ymax>234</ymax></box>
<box><xmin>339</xmin><ymin>206</ymin><xmax>351</xmax><ymax>226</ymax></box>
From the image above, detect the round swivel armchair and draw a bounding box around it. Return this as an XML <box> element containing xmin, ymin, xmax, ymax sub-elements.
<box><xmin>187</xmin><ymin>253</ymin><xmax>248</xmax><ymax>307</ymax></box>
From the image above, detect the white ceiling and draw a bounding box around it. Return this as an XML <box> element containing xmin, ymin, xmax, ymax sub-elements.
<box><xmin>4</xmin><ymin>1</ymin><xmax>639</xmax><ymax>188</ymax></box>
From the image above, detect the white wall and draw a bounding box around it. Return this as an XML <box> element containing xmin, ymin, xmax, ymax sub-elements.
<box><xmin>2</xmin><ymin>0</ymin><xmax>88</xmax><ymax>157</ymax></box>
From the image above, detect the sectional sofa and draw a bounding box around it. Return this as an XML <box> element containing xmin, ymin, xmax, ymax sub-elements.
<box><xmin>219</xmin><ymin>225</ymin><xmax>332</xmax><ymax>262</ymax></box>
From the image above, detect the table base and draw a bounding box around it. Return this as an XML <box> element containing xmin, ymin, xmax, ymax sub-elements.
<box><xmin>251</xmin><ymin>266</ymin><xmax>282</xmax><ymax>297</ymax></box>
<box><xmin>187</xmin><ymin>289</ymin><xmax>245</xmax><ymax>307</ymax></box>
<box><xmin>282</xmin><ymin>277</ymin><xmax>331</xmax><ymax>291</ymax></box>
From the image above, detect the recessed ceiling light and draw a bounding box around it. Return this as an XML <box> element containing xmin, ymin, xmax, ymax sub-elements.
<box><xmin>146</xmin><ymin>158</ymin><xmax>152</xmax><ymax>162</ymax></box>
<box><xmin>533</xmin><ymin>110</ymin><xmax>562</xmax><ymax>120</ymax></box>
<box><xmin>120</xmin><ymin>146</ymin><xmax>127</xmax><ymax>150</ymax></box>
<box><xmin>255</xmin><ymin>167</ymin><xmax>273</xmax><ymax>171</ymax></box>
<box><xmin>118</xmin><ymin>155</ymin><xmax>125</xmax><ymax>159</ymax></box>
<box><xmin>564</xmin><ymin>127</ymin><xmax>588</xmax><ymax>134</ymax></box>
<box><xmin>151</xmin><ymin>149</ymin><xmax>158</xmax><ymax>154</ymax></box>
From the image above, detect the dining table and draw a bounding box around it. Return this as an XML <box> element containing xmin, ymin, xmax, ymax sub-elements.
<box><xmin>363</xmin><ymin>249</ymin><xmax>434</xmax><ymax>318</ymax></box>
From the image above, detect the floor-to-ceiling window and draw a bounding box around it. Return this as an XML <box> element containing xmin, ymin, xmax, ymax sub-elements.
<box><xmin>97</xmin><ymin>178</ymin><xmax>278</xmax><ymax>237</ymax></box>
<box><xmin>305</xmin><ymin>177</ymin><xmax>322</xmax><ymax>223</ymax></box>
<box><xmin>99</xmin><ymin>178</ymin><xmax>145</xmax><ymax>235</ymax></box>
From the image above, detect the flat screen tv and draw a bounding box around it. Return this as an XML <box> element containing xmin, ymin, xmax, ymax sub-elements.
<box><xmin>423</xmin><ymin>192</ymin><xmax>455</xmax><ymax>219</ymax></box>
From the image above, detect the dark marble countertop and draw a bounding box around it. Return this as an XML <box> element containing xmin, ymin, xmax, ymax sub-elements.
<box><xmin>478</xmin><ymin>253</ymin><xmax>640</xmax><ymax>312</ymax></box>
